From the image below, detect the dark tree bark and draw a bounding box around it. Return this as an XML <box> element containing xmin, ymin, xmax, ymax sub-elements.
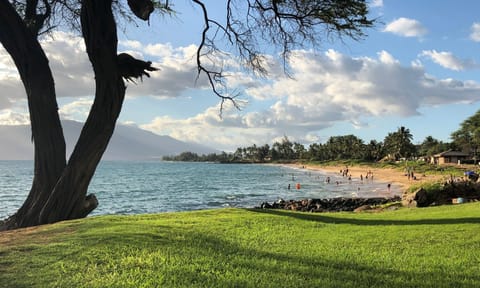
<box><xmin>0</xmin><ymin>0</ymin><xmax>156</xmax><ymax>230</ymax></box>
<box><xmin>38</xmin><ymin>0</ymin><xmax>126</xmax><ymax>223</ymax></box>
<box><xmin>0</xmin><ymin>0</ymin><xmax>126</xmax><ymax>228</ymax></box>
<box><xmin>0</xmin><ymin>0</ymin><xmax>66</xmax><ymax>230</ymax></box>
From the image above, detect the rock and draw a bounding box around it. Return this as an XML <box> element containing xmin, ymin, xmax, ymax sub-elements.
<box><xmin>257</xmin><ymin>196</ymin><xmax>401</xmax><ymax>213</ymax></box>
<box><xmin>402</xmin><ymin>188</ymin><xmax>428</xmax><ymax>207</ymax></box>
<box><xmin>414</xmin><ymin>188</ymin><xmax>429</xmax><ymax>207</ymax></box>
<box><xmin>354</xmin><ymin>205</ymin><xmax>372</xmax><ymax>212</ymax></box>
<box><xmin>402</xmin><ymin>192</ymin><xmax>416</xmax><ymax>208</ymax></box>
<box><xmin>260</xmin><ymin>202</ymin><xmax>272</xmax><ymax>209</ymax></box>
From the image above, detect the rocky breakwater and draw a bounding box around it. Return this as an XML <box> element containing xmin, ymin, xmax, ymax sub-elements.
<box><xmin>403</xmin><ymin>180</ymin><xmax>480</xmax><ymax>207</ymax></box>
<box><xmin>258</xmin><ymin>196</ymin><xmax>402</xmax><ymax>213</ymax></box>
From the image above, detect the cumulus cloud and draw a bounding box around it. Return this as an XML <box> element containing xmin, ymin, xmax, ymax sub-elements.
<box><xmin>59</xmin><ymin>98</ymin><xmax>94</xmax><ymax>122</ymax></box>
<box><xmin>41</xmin><ymin>32</ymin><xmax>95</xmax><ymax>98</ymax></box>
<box><xmin>370</xmin><ymin>0</ymin><xmax>383</xmax><ymax>8</ymax></box>
<box><xmin>0</xmin><ymin>50</ymin><xmax>28</xmax><ymax>110</ymax></box>
<box><xmin>470</xmin><ymin>22</ymin><xmax>480</xmax><ymax>42</ymax></box>
<box><xmin>0</xmin><ymin>110</ymin><xmax>30</xmax><ymax>125</ymax></box>
<box><xmin>420</xmin><ymin>50</ymin><xmax>476</xmax><ymax>71</ymax></box>
<box><xmin>3</xmin><ymin>31</ymin><xmax>480</xmax><ymax>151</ymax></box>
<box><xmin>118</xmin><ymin>41</ymin><xmax>224</xmax><ymax>98</ymax></box>
<box><xmin>140</xmin><ymin>104</ymin><xmax>278</xmax><ymax>151</ymax></box>
<box><xmin>383</xmin><ymin>17</ymin><xmax>427</xmax><ymax>38</ymax></box>
<box><xmin>0</xmin><ymin>31</ymin><xmax>94</xmax><ymax>104</ymax></box>
<box><xmin>0</xmin><ymin>32</ymin><xmax>214</xmax><ymax>105</ymax></box>
<box><xmin>140</xmin><ymin>49</ymin><xmax>480</xmax><ymax>150</ymax></box>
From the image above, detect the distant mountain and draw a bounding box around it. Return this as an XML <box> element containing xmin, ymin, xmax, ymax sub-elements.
<box><xmin>0</xmin><ymin>120</ymin><xmax>218</xmax><ymax>160</ymax></box>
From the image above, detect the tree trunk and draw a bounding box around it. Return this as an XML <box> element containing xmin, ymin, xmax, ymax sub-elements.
<box><xmin>38</xmin><ymin>0</ymin><xmax>126</xmax><ymax>223</ymax></box>
<box><xmin>0</xmin><ymin>0</ymin><xmax>125</xmax><ymax>229</ymax></box>
<box><xmin>0</xmin><ymin>0</ymin><xmax>66</xmax><ymax>230</ymax></box>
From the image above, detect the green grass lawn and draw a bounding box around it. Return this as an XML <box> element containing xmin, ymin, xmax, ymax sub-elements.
<box><xmin>1</xmin><ymin>204</ymin><xmax>480</xmax><ymax>288</ymax></box>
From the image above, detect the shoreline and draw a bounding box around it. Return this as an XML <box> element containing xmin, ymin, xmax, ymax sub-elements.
<box><xmin>278</xmin><ymin>163</ymin><xmax>445</xmax><ymax>194</ymax></box>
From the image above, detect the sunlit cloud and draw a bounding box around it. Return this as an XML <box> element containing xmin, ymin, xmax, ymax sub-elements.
<box><xmin>0</xmin><ymin>32</ymin><xmax>215</xmax><ymax>106</ymax></box>
<box><xmin>140</xmin><ymin>49</ymin><xmax>480</xmax><ymax>150</ymax></box>
<box><xmin>59</xmin><ymin>98</ymin><xmax>94</xmax><ymax>122</ymax></box>
<box><xmin>0</xmin><ymin>110</ymin><xmax>30</xmax><ymax>125</ymax></box>
<box><xmin>2</xmin><ymin>30</ymin><xmax>480</xmax><ymax>151</ymax></box>
<box><xmin>420</xmin><ymin>50</ymin><xmax>477</xmax><ymax>71</ymax></box>
<box><xmin>383</xmin><ymin>17</ymin><xmax>427</xmax><ymax>38</ymax></box>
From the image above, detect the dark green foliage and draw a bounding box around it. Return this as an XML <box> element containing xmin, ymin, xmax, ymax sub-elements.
<box><xmin>451</xmin><ymin>109</ymin><xmax>480</xmax><ymax>159</ymax></box>
<box><xmin>383</xmin><ymin>126</ymin><xmax>415</xmax><ymax>160</ymax></box>
<box><xmin>417</xmin><ymin>136</ymin><xmax>452</xmax><ymax>157</ymax></box>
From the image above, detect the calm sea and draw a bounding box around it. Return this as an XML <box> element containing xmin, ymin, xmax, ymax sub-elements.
<box><xmin>0</xmin><ymin>161</ymin><xmax>401</xmax><ymax>219</ymax></box>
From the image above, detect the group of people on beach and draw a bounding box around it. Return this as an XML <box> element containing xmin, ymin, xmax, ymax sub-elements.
<box><xmin>286</xmin><ymin>165</ymin><xmax>393</xmax><ymax>194</ymax></box>
<box><xmin>339</xmin><ymin>166</ymin><xmax>374</xmax><ymax>183</ymax></box>
<box><xmin>405</xmin><ymin>167</ymin><xmax>416</xmax><ymax>180</ymax></box>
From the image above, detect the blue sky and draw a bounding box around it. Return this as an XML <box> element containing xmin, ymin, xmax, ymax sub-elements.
<box><xmin>2</xmin><ymin>0</ymin><xmax>480</xmax><ymax>151</ymax></box>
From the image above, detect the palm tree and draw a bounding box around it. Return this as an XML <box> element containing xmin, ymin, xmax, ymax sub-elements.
<box><xmin>384</xmin><ymin>126</ymin><xmax>415</xmax><ymax>160</ymax></box>
<box><xmin>365</xmin><ymin>140</ymin><xmax>384</xmax><ymax>161</ymax></box>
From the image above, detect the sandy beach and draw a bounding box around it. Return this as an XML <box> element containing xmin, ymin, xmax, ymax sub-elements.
<box><xmin>283</xmin><ymin>163</ymin><xmax>446</xmax><ymax>192</ymax></box>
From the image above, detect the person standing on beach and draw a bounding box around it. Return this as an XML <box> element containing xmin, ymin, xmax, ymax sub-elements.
<box><xmin>387</xmin><ymin>183</ymin><xmax>391</xmax><ymax>193</ymax></box>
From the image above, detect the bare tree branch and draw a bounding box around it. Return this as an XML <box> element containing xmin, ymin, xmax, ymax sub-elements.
<box><xmin>192</xmin><ymin>0</ymin><xmax>242</xmax><ymax>114</ymax></box>
<box><xmin>191</xmin><ymin>0</ymin><xmax>375</xmax><ymax>113</ymax></box>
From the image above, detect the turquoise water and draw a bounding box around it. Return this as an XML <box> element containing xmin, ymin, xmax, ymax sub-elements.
<box><xmin>0</xmin><ymin>161</ymin><xmax>401</xmax><ymax>219</ymax></box>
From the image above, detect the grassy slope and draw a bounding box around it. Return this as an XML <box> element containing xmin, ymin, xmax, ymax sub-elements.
<box><xmin>1</xmin><ymin>204</ymin><xmax>480</xmax><ymax>288</ymax></box>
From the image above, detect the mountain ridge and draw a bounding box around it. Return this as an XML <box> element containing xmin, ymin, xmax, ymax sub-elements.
<box><xmin>0</xmin><ymin>120</ymin><xmax>218</xmax><ymax>160</ymax></box>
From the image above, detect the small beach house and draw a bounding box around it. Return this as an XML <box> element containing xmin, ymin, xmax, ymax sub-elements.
<box><xmin>431</xmin><ymin>150</ymin><xmax>470</xmax><ymax>165</ymax></box>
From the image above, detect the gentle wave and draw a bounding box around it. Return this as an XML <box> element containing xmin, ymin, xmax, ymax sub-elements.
<box><xmin>0</xmin><ymin>161</ymin><xmax>401</xmax><ymax>218</ymax></box>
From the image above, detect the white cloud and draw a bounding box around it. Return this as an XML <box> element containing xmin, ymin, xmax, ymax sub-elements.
<box><xmin>59</xmin><ymin>98</ymin><xmax>94</xmax><ymax>122</ymax></box>
<box><xmin>40</xmin><ymin>32</ymin><xmax>95</xmax><ymax>98</ymax></box>
<box><xmin>140</xmin><ymin>49</ymin><xmax>480</xmax><ymax>150</ymax></box>
<box><xmin>0</xmin><ymin>50</ymin><xmax>18</xmax><ymax>78</ymax></box>
<box><xmin>383</xmin><ymin>18</ymin><xmax>427</xmax><ymax>38</ymax></box>
<box><xmin>0</xmin><ymin>49</ymin><xmax>28</xmax><ymax>109</ymax></box>
<box><xmin>420</xmin><ymin>50</ymin><xmax>476</xmax><ymax>71</ymax></box>
<box><xmin>470</xmin><ymin>22</ymin><xmax>480</xmax><ymax>42</ymax></box>
<box><xmin>0</xmin><ymin>31</ymin><xmax>95</xmax><ymax>103</ymax></box>
<box><xmin>118</xmin><ymin>42</ymin><xmax>213</xmax><ymax>98</ymax></box>
<box><xmin>378</xmin><ymin>50</ymin><xmax>399</xmax><ymax>65</ymax></box>
<box><xmin>370</xmin><ymin>0</ymin><xmax>383</xmax><ymax>8</ymax></box>
<box><xmin>140</xmin><ymin>104</ymin><xmax>276</xmax><ymax>151</ymax></box>
<box><xmin>0</xmin><ymin>32</ymin><xmax>215</xmax><ymax>103</ymax></box>
<box><xmin>0</xmin><ymin>110</ymin><xmax>30</xmax><ymax>125</ymax></box>
<box><xmin>120</xmin><ymin>40</ymin><xmax>143</xmax><ymax>50</ymax></box>
<box><xmin>3</xmin><ymin>30</ymin><xmax>480</xmax><ymax>151</ymax></box>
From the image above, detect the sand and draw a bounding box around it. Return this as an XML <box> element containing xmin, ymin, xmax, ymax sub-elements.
<box><xmin>284</xmin><ymin>163</ymin><xmax>446</xmax><ymax>192</ymax></box>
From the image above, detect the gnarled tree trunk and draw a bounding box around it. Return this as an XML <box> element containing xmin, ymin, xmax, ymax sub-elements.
<box><xmin>38</xmin><ymin>0</ymin><xmax>126</xmax><ymax>223</ymax></box>
<box><xmin>0</xmin><ymin>0</ymin><xmax>66</xmax><ymax>230</ymax></box>
<box><xmin>0</xmin><ymin>0</ymin><xmax>125</xmax><ymax>229</ymax></box>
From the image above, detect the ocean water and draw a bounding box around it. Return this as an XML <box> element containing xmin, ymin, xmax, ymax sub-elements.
<box><xmin>0</xmin><ymin>161</ymin><xmax>401</xmax><ymax>219</ymax></box>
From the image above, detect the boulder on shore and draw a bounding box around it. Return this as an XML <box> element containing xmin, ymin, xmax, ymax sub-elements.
<box><xmin>402</xmin><ymin>180</ymin><xmax>480</xmax><ymax>208</ymax></box>
<box><xmin>257</xmin><ymin>196</ymin><xmax>401</xmax><ymax>213</ymax></box>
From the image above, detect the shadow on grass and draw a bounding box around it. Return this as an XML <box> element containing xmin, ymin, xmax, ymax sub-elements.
<box><xmin>91</xmin><ymin>221</ymin><xmax>480</xmax><ymax>287</ymax></box>
<box><xmin>246</xmin><ymin>208</ymin><xmax>480</xmax><ymax>226</ymax></box>
<box><xmin>3</xmin><ymin>216</ymin><xmax>480</xmax><ymax>288</ymax></box>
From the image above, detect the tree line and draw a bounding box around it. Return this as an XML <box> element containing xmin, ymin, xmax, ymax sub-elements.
<box><xmin>164</xmin><ymin>109</ymin><xmax>480</xmax><ymax>163</ymax></box>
